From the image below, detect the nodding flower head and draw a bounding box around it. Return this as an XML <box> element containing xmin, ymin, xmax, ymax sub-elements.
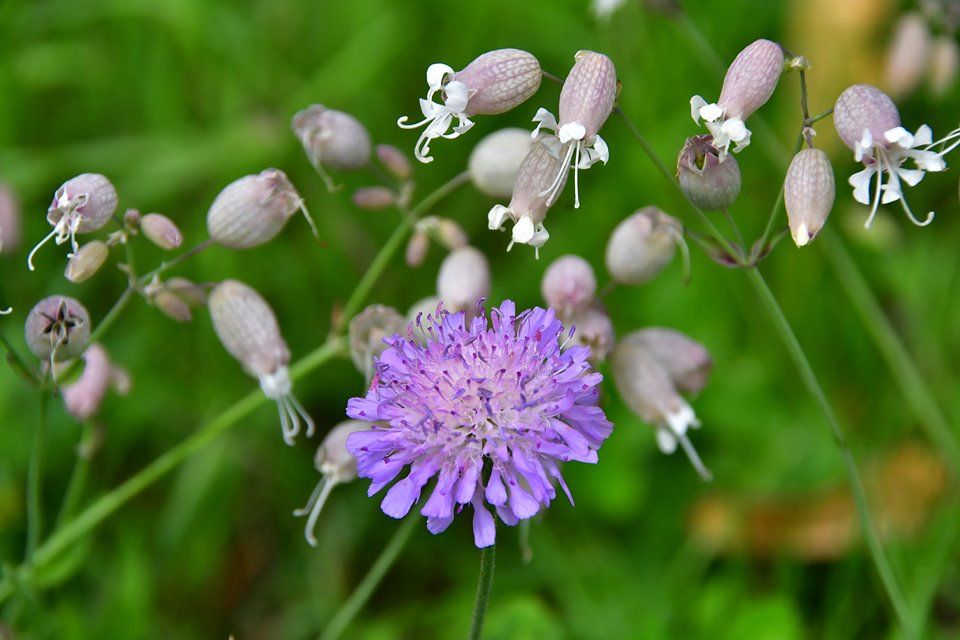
<box><xmin>29</xmin><ymin>174</ymin><xmax>117</xmax><ymax>271</ymax></box>
<box><xmin>398</xmin><ymin>49</ymin><xmax>542</xmax><ymax>163</ymax></box>
<box><xmin>469</xmin><ymin>128</ymin><xmax>533</xmax><ymax>199</ymax></box>
<box><xmin>292</xmin><ymin>105</ymin><xmax>372</xmax><ymax>190</ymax></box>
<box><xmin>532</xmin><ymin>50</ymin><xmax>617</xmax><ymax>209</ymax></box>
<box><xmin>605</xmin><ymin>207</ymin><xmax>683</xmax><ymax>286</ymax></box>
<box><xmin>677</xmin><ymin>134</ymin><xmax>742</xmax><ymax>211</ymax></box>
<box><xmin>784</xmin><ymin>148</ymin><xmax>835</xmax><ymax>247</ymax></box>
<box><xmin>690</xmin><ymin>39</ymin><xmax>785</xmax><ymax>155</ymax></box>
<box><xmin>294</xmin><ymin>419</ymin><xmax>366</xmax><ymax>546</ymax></box>
<box><xmin>208</xmin><ymin>279</ymin><xmax>314</xmax><ymax>445</ymax></box>
<box><xmin>611</xmin><ymin>328</ymin><xmax>712</xmax><ymax>480</ymax></box>
<box><xmin>346</xmin><ymin>300</ymin><xmax>612</xmax><ymax>548</ymax></box>
<box><xmin>207</xmin><ymin>169</ymin><xmax>318</xmax><ymax>248</ymax></box>
<box><xmin>541</xmin><ymin>254</ymin><xmax>597</xmax><ymax>318</ymax></box>
<box><xmin>563</xmin><ymin>303</ymin><xmax>615</xmax><ymax>365</ymax></box>
<box><xmin>833</xmin><ymin>83</ymin><xmax>958</xmax><ymax>229</ymax></box>
<box><xmin>437</xmin><ymin>246</ymin><xmax>491</xmax><ymax>313</ymax></box>
<box><xmin>25</xmin><ymin>296</ymin><xmax>91</xmax><ymax>369</ymax></box>
<box><xmin>487</xmin><ymin>138</ymin><xmax>569</xmax><ymax>257</ymax></box>
<box><xmin>349</xmin><ymin>304</ymin><xmax>407</xmax><ymax>381</ymax></box>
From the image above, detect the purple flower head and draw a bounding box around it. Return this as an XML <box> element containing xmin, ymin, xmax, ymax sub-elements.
<box><xmin>346</xmin><ymin>300</ymin><xmax>612</xmax><ymax>548</ymax></box>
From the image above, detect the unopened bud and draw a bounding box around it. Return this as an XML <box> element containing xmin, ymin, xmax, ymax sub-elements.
<box><xmin>376</xmin><ymin>144</ymin><xmax>412</xmax><ymax>181</ymax></box>
<box><xmin>541</xmin><ymin>255</ymin><xmax>597</xmax><ymax>317</ymax></box>
<box><xmin>0</xmin><ymin>183</ymin><xmax>22</xmax><ymax>254</ymax></box>
<box><xmin>294</xmin><ymin>420</ymin><xmax>367</xmax><ymax>546</ymax></box>
<box><xmin>208</xmin><ymin>279</ymin><xmax>314</xmax><ymax>445</ymax></box>
<box><xmin>405</xmin><ymin>231</ymin><xmax>430</xmax><ymax>267</ymax></box>
<box><xmin>164</xmin><ymin>277</ymin><xmax>207</xmax><ymax>307</ymax></box>
<box><xmin>62</xmin><ymin>343</ymin><xmax>111</xmax><ymax>421</ymax></box>
<box><xmin>437</xmin><ymin>246</ymin><xmax>490</xmax><ymax>312</ymax></box>
<box><xmin>352</xmin><ymin>186</ymin><xmax>396</xmax><ymax>210</ymax></box>
<box><xmin>292</xmin><ymin>105</ymin><xmax>372</xmax><ymax>191</ymax></box>
<box><xmin>468</xmin><ymin>128</ymin><xmax>532</xmax><ymax>198</ymax></box>
<box><xmin>833</xmin><ymin>84</ymin><xmax>901</xmax><ymax>154</ymax></box>
<box><xmin>784</xmin><ymin>148</ymin><xmax>835</xmax><ymax>247</ymax></box>
<box><xmin>630</xmin><ymin>327</ymin><xmax>713</xmax><ymax>394</ymax></box>
<box><xmin>677</xmin><ymin>134</ymin><xmax>741</xmax><ymax>211</ymax></box>
<box><xmin>348</xmin><ymin>304</ymin><xmax>406</xmax><ymax>378</ymax></box>
<box><xmin>565</xmin><ymin>304</ymin><xmax>615</xmax><ymax>364</ymax></box>
<box><xmin>207</xmin><ymin>168</ymin><xmax>317</xmax><ymax>248</ymax></box>
<box><xmin>123</xmin><ymin>208</ymin><xmax>142</xmax><ymax>230</ymax></box>
<box><xmin>558</xmin><ymin>50</ymin><xmax>618</xmax><ymax>140</ymax></box>
<box><xmin>25</xmin><ymin>295</ymin><xmax>91</xmax><ymax>364</ymax></box>
<box><xmin>605</xmin><ymin>207</ymin><xmax>683</xmax><ymax>285</ymax></box>
<box><xmin>65</xmin><ymin>240</ymin><xmax>109</xmax><ymax>283</ymax></box>
<box><xmin>154</xmin><ymin>289</ymin><xmax>193</xmax><ymax>323</ymax></box>
<box><xmin>929</xmin><ymin>36</ymin><xmax>959</xmax><ymax>97</ymax></box>
<box><xmin>435</xmin><ymin>218</ymin><xmax>468</xmax><ymax>249</ymax></box>
<box><xmin>884</xmin><ymin>13</ymin><xmax>931</xmax><ymax>98</ymax></box>
<box><xmin>140</xmin><ymin>213</ymin><xmax>182</xmax><ymax>250</ymax></box>
<box><xmin>29</xmin><ymin>173</ymin><xmax>118</xmax><ymax>270</ymax></box>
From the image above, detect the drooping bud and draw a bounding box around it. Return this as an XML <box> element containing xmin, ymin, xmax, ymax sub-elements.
<box><xmin>65</xmin><ymin>240</ymin><xmax>109</xmax><ymax>283</ymax></box>
<box><xmin>488</xmin><ymin>138</ymin><xmax>568</xmax><ymax>256</ymax></box>
<box><xmin>929</xmin><ymin>36</ymin><xmax>960</xmax><ymax>97</ymax></box>
<box><xmin>348</xmin><ymin>304</ymin><xmax>406</xmax><ymax>379</ymax></box>
<box><xmin>376</xmin><ymin>144</ymin><xmax>412</xmax><ymax>181</ymax></box>
<box><xmin>62</xmin><ymin>343</ymin><xmax>112</xmax><ymax>421</ymax></box>
<box><xmin>140</xmin><ymin>213</ymin><xmax>183</xmax><ymax>250</ymax></box>
<box><xmin>208</xmin><ymin>279</ymin><xmax>314</xmax><ymax>445</ymax></box>
<box><xmin>25</xmin><ymin>296</ymin><xmax>91</xmax><ymax>365</ymax></box>
<box><xmin>294</xmin><ymin>420</ymin><xmax>366</xmax><ymax>546</ymax></box>
<box><xmin>691</xmin><ymin>39</ymin><xmax>785</xmax><ymax>154</ymax></box>
<box><xmin>207</xmin><ymin>168</ymin><xmax>318</xmax><ymax>248</ymax></box>
<box><xmin>612</xmin><ymin>330</ymin><xmax>712</xmax><ymax>480</ymax></box>
<box><xmin>532</xmin><ymin>50</ymin><xmax>617</xmax><ymax>209</ymax></box>
<box><xmin>437</xmin><ymin>246</ymin><xmax>490</xmax><ymax>312</ymax></box>
<box><xmin>415</xmin><ymin>216</ymin><xmax>468</xmax><ymax>251</ymax></box>
<box><xmin>405</xmin><ymin>230</ymin><xmax>430</xmax><ymax>267</ymax></box>
<box><xmin>833</xmin><ymin>84</ymin><xmax>901</xmax><ymax>155</ymax></box>
<box><xmin>630</xmin><ymin>328</ymin><xmax>713</xmax><ymax>394</ymax></box>
<box><xmin>29</xmin><ymin>174</ymin><xmax>118</xmax><ymax>270</ymax></box>
<box><xmin>154</xmin><ymin>289</ymin><xmax>193</xmax><ymax>323</ymax></box>
<box><xmin>784</xmin><ymin>148</ymin><xmax>836</xmax><ymax>247</ymax></box>
<box><xmin>0</xmin><ymin>183</ymin><xmax>22</xmax><ymax>255</ymax></box>
<box><xmin>352</xmin><ymin>186</ymin><xmax>396</xmax><ymax>210</ymax></box>
<box><xmin>469</xmin><ymin>128</ymin><xmax>533</xmax><ymax>198</ymax></box>
<box><xmin>541</xmin><ymin>254</ymin><xmax>597</xmax><ymax>317</ymax></box>
<box><xmin>164</xmin><ymin>277</ymin><xmax>207</xmax><ymax>307</ymax></box>
<box><xmin>605</xmin><ymin>207</ymin><xmax>683</xmax><ymax>285</ymax></box>
<box><xmin>292</xmin><ymin>105</ymin><xmax>372</xmax><ymax>190</ymax></box>
<box><xmin>399</xmin><ymin>49</ymin><xmax>542</xmax><ymax>163</ymax></box>
<box><xmin>407</xmin><ymin>296</ymin><xmax>442</xmax><ymax>344</ymax></box>
<box><xmin>884</xmin><ymin>13</ymin><xmax>931</xmax><ymax>98</ymax></box>
<box><xmin>564</xmin><ymin>304</ymin><xmax>615</xmax><ymax>365</ymax></box>
<box><xmin>123</xmin><ymin>208</ymin><xmax>142</xmax><ymax>230</ymax></box>
<box><xmin>677</xmin><ymin>134</ymin><xmax>742</xmax><ymax>211</ymax></box>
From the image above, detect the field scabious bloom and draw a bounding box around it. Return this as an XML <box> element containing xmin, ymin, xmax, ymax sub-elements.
<box><xmin>346</xmin><ymin>300</ymin><xmax>612</xmax><ymax>548</ymax></box>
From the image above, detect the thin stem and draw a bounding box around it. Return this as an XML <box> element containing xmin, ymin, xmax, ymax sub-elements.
<box><xmin>55</xmin><ymin>422</ymin><xmax>96</xmax><ymax>529</ymax></box>
<box><xmin>467</xmin><ymin>543</ymin><xmax>497</xmax><ymax>640</ymax></box>
<box><xmin>719</xmin><ymin>209</ymin><xmax>745</xmax><ymax>255</ymax></box>
<box><xmin>138</xmin><ymin>238</ymin><xmax>215</xmax><ymax>284</ymax></box>
<box><xmin>318</xmin><ymin>513</ymin><xmax>419</xmax><ymax>640</ymax></box>
<box><xmin>808</xmin><ymin>108</ymin><xmax>834</xmax><ymax>125</ymax></box>
<box><xmin>58</xmin><ymin>286</ymin><xmax>136</xmax><ymax>385</ymax></box>
<box><xmin>25</xmin><ymin>391</ymin><xmax>49</xmax><ymax>559</ymax></box>
<box><xmin>0</xmin><ymin>332</ymin><xmax>40</xmax><ymax>385</ymax></box>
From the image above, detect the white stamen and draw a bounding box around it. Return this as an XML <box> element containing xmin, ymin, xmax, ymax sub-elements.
<box><xmin>294</xmin><ymin>477</ymin><xmax>336</xmax><ymax>547</ymax></box>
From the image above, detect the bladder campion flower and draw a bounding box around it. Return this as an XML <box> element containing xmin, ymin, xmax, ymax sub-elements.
<box><xmin>540</xmin><ymin>254</ymin><xmax>597</xmax><ymax>317</ymax></box>
<box><xmin>292</xmin><ymin>105</ymin><xmax>372</xmax><ymax>191</ymax></box>
<box><xmin>25</xmin><ymin>295</ymin><xmax>91</xmax><ymax>369</ymax></box>
<box><xmin>346</xmin><ymin>300</ymin><xmax>612</xmax><ymax>548</ymax></box>
<box><xmin>677</xmin><ymin>134</ymin><xmax>742</xmax><ymax>211</ymax></box>
<box><xmin>605</xmin><ymin>207</ymin><xmax>683</xmax><ymax>285</ymax></box>
<box><xmin>784</xmin><ymin>148</ymin><xmax>835</xmax><ymax>247</ymax></box>
<box><xmin>469</xmin><ymin>128</ymin><xmax>533</xmax><ymax>199</ymax></box>
<box><xmin>398</xmin><ymin>49</ymin><xmax>542</xmax><ymax>163</ymax></box>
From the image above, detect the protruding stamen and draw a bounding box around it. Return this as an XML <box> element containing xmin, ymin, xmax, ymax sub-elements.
<box><xmin>294</xmin><ymin>477</ymin><xmax>336</xmax><ymax>547</ymax></box>
<box><xmin>676</xmin><ymin>431</ymin><xmax>712</xmax><ymax>481</ymax></box>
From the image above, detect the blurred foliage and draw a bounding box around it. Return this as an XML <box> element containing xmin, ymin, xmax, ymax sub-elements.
<box><xmin>1</xmin><ymin>0</ymin><xmax>959</xmax><ymax>638</ymax></box>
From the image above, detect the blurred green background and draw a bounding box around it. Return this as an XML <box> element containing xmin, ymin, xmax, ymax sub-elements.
<box><xmin>1</xmin><ymin>0</ymin><xmax>959</xmax><ymax>637</ymax></box>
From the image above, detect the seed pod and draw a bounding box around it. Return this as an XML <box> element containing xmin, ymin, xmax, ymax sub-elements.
<box><xmin>677</xmin><ymin>134</ymin><xmax>742</xmax><ymax>211</ymax></box>
<box><xmin>207</xmin><ymin>168</ymin><xmax>317</xmax><ymax>248</ymax></box>
<box><xmin>294</xmin><ymin>420</ymin><xmax>367</xmax><ymax>546</ymax></box>
<box><xmin>348</xmin><ymin>304</ymin><xmax>406</xmax><ymax>378</ymax></box>
<box><xmin>437</xmin><ymin>246</ymin><xmax>490</xmax><ymax>312</ymax></box>
<box><xmin>407</xmin><ymin>296</ymin><xmax>442</xmax><ymax>344</ymax></box>
<box><xmin>605</xmin><ymin>207</ymin><xmax>682</xmax><ymax>285</ymax></box>
<box><xmin>612</xmin><ymin>331</ymin><xmax>711</xmax><ymax>480</ymax></box>
<box><xmin>784</xmin><ymin>148</ymin><xmax>835</xmax><ymax>247</ymax></box>
<box><xmin>487</xmin><ymin>138</ymin><xmax>568</xmax><ymax>255</ymax></box>
<box><xmin>469</xmin><ymin>128</ymin><xmax>533</xmax><ymax>198</ymax></box>
<box><xmin>405</xmin><ymin>231</ymin><xmax>430</xmax><ymax>267</ymax></box>
<box><xmin>154</xmin><ymin>289</ymin><xmax>193</xmax><ymax>323</ymax></box>
<box><xmin>0</xmin><ymin>182</ymin><xmax>22</xmax><ymax>254</ymax></box>
<box><xmin>716</xmin><ymin>39</ymin><xmax>784</xmax><ymax>122</ymax></box>
<box><xmin>630</xmin><ymin>327</ymin><xmax>712</xmax><ymax>394</ymax></box>
<box><xmin>65</xmin><ymin>240</ymin><xmax>109</xmax><ymax>283</ymax></box>
<box><xmin>376</xmin><ymin>144</ymin><xmax>412</xmax><ymax>181</ymax></box>
<box><xmin>29</xmin><ymin>174</ymin><xmax>118</xmax><ymax>270</ymax></box>
<box><xmin>25</xmin><ymin>295</ymin><xmax>91</xmax><ymax>364</ymax></box>
<box><xmin>884</xmin><ymin>13</ymin><xmax>931</xmax><ymax>98</ymax></box>
<box><xmin>292</xmin><ymin>105</ymin><xmax>372</xmax><ymax>172</ymax></box>
<box><xmin>833</xmin><ymin>84</ymin><xmax>901</xmax><ymax>155</ymax></box>
<box><xmin>352</xmin><ymin>186</ymin><xmax>396</xmax><ymax>210</ymax></box>
<box><xmin>454</xmin><ymin>49</ymin><xmax>543</xmax><ymax>116</ymax></box>
<box><xmin>541</xmin><ymin>254</ymin><xmax>597</xmax><ymax>317</ymax></box>
<box><xmin>208</xmin><ymin>279</ymin><xmax>313</xmax><ymax>445</ymax></box>
<box><xmin>564</xmin><ymin>304</ymin><xmax>615</xmax><ymax>364</ymax></box>
<box><xmin>929</xmin><ymin>36</ymin><xmax>960</xmax><ymax>97</ymax></box>
<box><xmin>62</xmin><ymin>343</ymin><xmax>112</xmax><ymax>421</ymax></box>
<box><xmin>140</xmin><ymin>213</ymin><xmax>183</xmax><ymax>250</ymax></box>
<box><xmin>558</xmin><ymin>50</ymin><xmax>618</xmax><ymax>140</ymax></box>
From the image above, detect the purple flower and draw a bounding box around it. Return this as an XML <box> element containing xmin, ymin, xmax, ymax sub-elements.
<box><xmin>346</xmin><ymin>300</ymin><xmax>612</xmax><ymax>548</ymax></box>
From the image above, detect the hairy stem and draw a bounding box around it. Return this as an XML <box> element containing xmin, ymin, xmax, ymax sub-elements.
<box><xmin>467</xmin><ymin>543</ymin><xmax>497</xmax><ymax>640</ymax></box>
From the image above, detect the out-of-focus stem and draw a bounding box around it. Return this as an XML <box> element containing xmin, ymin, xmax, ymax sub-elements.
<box><xmin>25</xmin><ymin>391</ymin><xmax>49</xmax><ymax>559</ymax></box>
<box><xmin>467</xmin><ymin>543</ymin><xmax>497</xmax><ymax>640</ymax></box>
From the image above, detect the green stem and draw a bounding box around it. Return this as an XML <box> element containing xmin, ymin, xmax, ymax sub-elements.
<box><xmin>0</xmin><ymin>332</ymin><xmax>39</xmax><ymax>385</ymax></box>
<box><xmin>318</xmin><ymin>513</ymin><xmax>419</xmax><ymax>640</ymax></box>
<box><xmin>57</xmin><ymin>286</ymin><xmax>136</xmax><ymax>386</ymax></box>
<box><xmin>55</xmin><ymin>422</ymin><xmax>96</xmax><ymax>529</ymax></box>
<box><xmin>467</xmin><ymin>543</ymin><xmax>496</xmax><ymax>640</ymax></box>
<box><xmin>137</xmin><ymin>238</ymin><xmax>215</xmax><ymax>285</ymax></box>
<box><xmin>25</xmin><ymin>391</ymin><xmax>50</xmax><ymax>559</ymax></box>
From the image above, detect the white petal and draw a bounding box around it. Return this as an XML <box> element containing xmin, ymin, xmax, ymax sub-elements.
<box><xmin>884</xmin><ymin>126</ymin><xmax>913</xmax><ymax>147</ymax></box>
<box><xmin>699</xmin><ymin>102</ymin><xmax>723</xmax><ymax>123</ymax></box>
<box><xmin>419</xmin><ymin>98</ymin><xmax>441</xmax><ymax>120</ymax></box>
<box><xmin>443</xmin><ymin>81</ymin><xmax>469</xmax><ymax>113</ymax></box>
<box><xmin>511</xmin><ymin>215</ymin><xmax>535</xmax><ymax>244</ymax></box>
<box><xmin>656</xmin><ymin>427</ymin><xmax>678</xmax><ymax>454</ymax></box>
<box><xmin>849</xmin><ymin>167</ymin><xmax>876</xmax><ymax>205</ymax></box>
<box><xmin>426</xmin><ymin>63</ymin><xmax>454</xmax><ymax>89</ymax></box>
<box><xmin>488</xmin><ymin>205</ymin><xmax>512</xmax><ymax>230</ymax></box>
<box><xmin>689</xmin><ymin>95</ymin><xmax>707</xmax><ymax>124</ymax></box>
<box><xmin>590</xmin><ymin>134</ymin><xmax>609</xmax><ymax>165</ymax></box>
<box><xmin>531</xmin><ymin>108</ymin><xmax>559</xmax><ymax>138</ymax></box>
<box><xmin>913</xmin><ymin>124</ymin><xmax>933</xmax><ymax>146</ymax></box>
<box><xmin>896</xmin><ymin>167</ymin><xmax>926</xmax><ymax>187</ymax></box>
<box><xmin>558</xmin><ymin>122</ymin><xmax>587</xmax><ymax>144</ymax></box>
<box><xmin>910</xmin><ymin>150</ymin><xmax>945</xmax><ymax>172</ymax></box>
<box><xmin>721</xmin><ymin>117</ymin><xmax>748</xmax><ymax>142</ymax></box>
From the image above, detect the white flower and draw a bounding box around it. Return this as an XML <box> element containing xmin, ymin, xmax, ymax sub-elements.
<box><xmin>847</xmin><ymin>123</ymin><xmax>951</xmax><ymax>228</ymax></box>
<box><xmin>397</xmin><ymin>64</ymin><xmax>475</xmax><ymax>163</ymax></box>
<box><xmin>531</xmin><ymin>108</ymin><xmax>609</xmax><ymax>209</ymax></box>
<box><xmin>690</xmin><ymin>95</ymin><xmax>751</xmax><ymax>155</ymax></box>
